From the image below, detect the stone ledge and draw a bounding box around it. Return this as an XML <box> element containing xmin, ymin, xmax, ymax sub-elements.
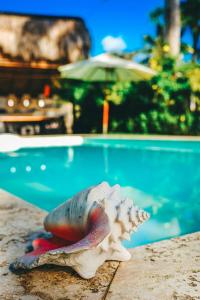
<box><xmin>107</xmin><ymin>232</ymin><xmax>200</xmax><ymax>300</ymax></box>
<box><xmin>0</xmin><ymin>189</ymin><xmax>118</xmax><ymax>300</ymax></box>
<box><xmin>0</xmin><ymin>189</ymin><xmax>200</xmax><ymax>300</ymax></box>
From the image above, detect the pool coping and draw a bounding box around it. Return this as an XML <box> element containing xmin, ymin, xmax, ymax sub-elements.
<box><xmin>82</xmin><ymin>133</ymin><xmax>200</xmax><ymax>141</ymax></box>
<box><xmin>0</xmin><ymin>134</ymin><xmax>84</xmax><ymax>152</ymax></box>
<box><xmin>0</xmin><ymin>189</ymin><xmax>200</xmax><ymax>300</ymax></box>
<box><xmin>0</xmin><ymin>133</ymin><xmax>200</xmax><ymax>153</ymax></box>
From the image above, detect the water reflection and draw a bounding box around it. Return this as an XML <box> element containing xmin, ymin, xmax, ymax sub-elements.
<box><xmin>0</xmin><ymin>143</ymin><xmax>200</xmax><ymax>247</ymax></box>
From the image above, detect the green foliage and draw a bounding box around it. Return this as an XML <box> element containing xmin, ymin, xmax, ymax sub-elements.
<box><xmin>53</xmin><ymin>0</ymin><xmax>200</xmax><ymax>135</ymax></box>
<box><xmin>54</xmin><ymin>43</ymin><xmax>200</xmax><ymax>136</ymax></box>
<box><xmin>140</xmin><ymin>0</ymin><xmax>200</xmax><ymax>67</ymax></box>
<box><xmin>55</xmin><ymin>58</ymin><xmax>200</xmax><ymax>135</ymax></box>
<box><xmin>181</xmin><ymin>0</ymin><xmax>200</xmax><ymax>61</ymax></box>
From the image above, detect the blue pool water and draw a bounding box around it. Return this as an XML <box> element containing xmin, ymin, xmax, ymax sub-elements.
<box><xmin>0</xmin><ymin>138</ymin><xmax>200</xmax><ymax>248</ymax></box>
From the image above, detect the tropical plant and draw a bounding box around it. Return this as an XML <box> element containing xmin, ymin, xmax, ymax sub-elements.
<box><xmin>181</xmin><ymin>0</ymin><xmax>200</xmax><ymax>62</ymax></box>
<box><xmin>141</xmin><ymin>0</ymin><xmax>199</xmax><ymax>65</ymax></box>
<box><xmin>55</xmin><ymin>1</ymin><xmax>200</xmax><ymax>135</ymax></box>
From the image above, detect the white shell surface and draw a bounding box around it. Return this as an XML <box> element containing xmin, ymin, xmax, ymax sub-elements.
<box><xmin>42</xmin><ymin>182</ymin><xmax>150</xmax><ymax>278</ymax></box>
<box><xmin>12</xmin><ymin>182</ymin><xmax>150</xmax><ymax>279</ymax></box>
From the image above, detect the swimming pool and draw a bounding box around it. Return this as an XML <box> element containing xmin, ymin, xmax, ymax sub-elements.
<box><xmin>0</xmin><ymin>137</ymin><xmax>200</xmax><ymax>248</ymax></box>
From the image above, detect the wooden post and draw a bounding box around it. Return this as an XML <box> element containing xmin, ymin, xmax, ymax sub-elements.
<box><xmin>102</xmin><ymin>100</ymin><xmax>109</xmax><ymax>134</ymax></box>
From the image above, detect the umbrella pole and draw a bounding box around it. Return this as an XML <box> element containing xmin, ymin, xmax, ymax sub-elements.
<box><xmin>102</xmin><ymin>99</ymin><xmax>109</xmax><ymax>134</ymax></box>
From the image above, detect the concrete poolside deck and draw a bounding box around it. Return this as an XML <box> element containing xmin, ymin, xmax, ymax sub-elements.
<box><xmin>0</xmin><ymin>189</ymin><xmax>200</xmax><ymax>300</ymax></box>
<box><xmin>1</xmin><ymin>133</ymin><xmax>200</xmax><ymax>153</ymax></box>
<box><xmin>82</xmin><ymin>133</ymin><xmax>200</xmax><ymax>141</ymax></box>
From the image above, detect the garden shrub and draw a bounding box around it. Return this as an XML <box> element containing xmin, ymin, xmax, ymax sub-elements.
<box><xmin>56</xmin><ymin>59</ymin><xmax>200</xmax><ymax>135</ymax></box>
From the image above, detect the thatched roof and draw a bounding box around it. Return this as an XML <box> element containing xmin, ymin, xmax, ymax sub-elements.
<box><xmin>0</xmin><ymin>13</ymin><xmax>91</xmax><ymax>66</ymax></box>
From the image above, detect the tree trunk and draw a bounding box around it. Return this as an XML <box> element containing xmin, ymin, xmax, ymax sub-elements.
<box><xmin>165</xmin><ymin>0</ymin><xmax>181</xmax><ymax>56</ymax></box>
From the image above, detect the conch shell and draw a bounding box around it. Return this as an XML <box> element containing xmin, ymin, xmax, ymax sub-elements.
<box><xmin>10</xmin><ymin>182</ymin><xmax>150</xmax><ymax>279</ymax></box>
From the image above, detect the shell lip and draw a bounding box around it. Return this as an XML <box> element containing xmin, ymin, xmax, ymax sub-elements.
<box><xmin>10</xmin><ymin>201</ymin><xmax>111</xmax><ymax>271</ymax></box>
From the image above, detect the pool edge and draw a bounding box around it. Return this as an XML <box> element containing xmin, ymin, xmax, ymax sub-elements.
<box><xmin>82</xmin><ymin>133</ymin><xmax>200</xmax><ymax>141</ymax></box>
<box><xmin>0</xmin><ymin>188</ymin><xmax>199</xmax><ymax>299</ymax></box>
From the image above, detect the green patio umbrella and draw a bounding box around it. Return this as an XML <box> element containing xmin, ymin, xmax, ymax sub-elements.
<box><xmin>59</xmin><ymin>53</ymin><xmax>156</xmax><ymax>133</ymax></box>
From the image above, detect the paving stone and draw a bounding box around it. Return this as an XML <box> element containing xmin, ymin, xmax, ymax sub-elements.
<box><xmin>1</xmin><ymin>188</ymin><xmax>200</xmax><ymax>300</ymax></box>
<box><xmin>106</xmin><ymin>232</ymin><xmax>200</xmax><ymax>300</ymax></box>
<box><xmin>0</xmin><ymin>189</ymin><xmax>118</xmax><ymax>300</ymax></box>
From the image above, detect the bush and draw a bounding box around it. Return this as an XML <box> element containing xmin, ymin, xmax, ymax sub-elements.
<box><xmin>56</xmin><ymin>58</ymin><xmax>200</xmax><ymax>135</ymax></box>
